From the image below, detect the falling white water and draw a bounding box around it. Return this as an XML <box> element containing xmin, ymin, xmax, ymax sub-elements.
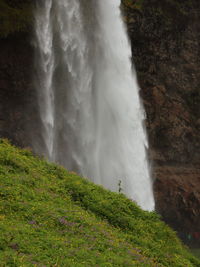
<box><xmin>34</xmin><ymin>0</ymin><xmax>155</xmax><ymax>210</ymax></box>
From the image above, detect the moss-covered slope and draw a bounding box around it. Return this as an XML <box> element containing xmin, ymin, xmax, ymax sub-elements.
<box><xmin>0</xmin><ymin>140</ymin><xmax>199</xmax><ymax>266</ymax></box>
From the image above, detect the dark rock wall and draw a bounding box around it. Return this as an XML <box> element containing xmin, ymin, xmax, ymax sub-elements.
<box><xmin>0</xmin><ymin>34</ymin><xmax>39</xmax><ymax>148</ymax></box>
<box><xmin>124</xmin><ymin>0</ymin><xmax>200</xmax><ymax>166</ymax></box>
<box><xmin>154</xmin><ymin>167</ymin><xmax>200</xmax><ymax>246</ymax></box>
<box><xmin>123</xmin><ymin>0</ymin><xmax>200</xmax><ymax>245</ymax></box>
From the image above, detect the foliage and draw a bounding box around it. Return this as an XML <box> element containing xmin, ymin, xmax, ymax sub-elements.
<box><xmin>122</xmin><ymin>0</ymin><xmax>194</xmax><ymax>12</ymax></box>
<box><xmin>0</xmin><ymin>139</ymin><xmax>199</xmax><ymax>266</ymax></box>
<box><xmin>0</xmin><ymin>0</ymin><xmax>195</xmax><ymax>38</ymax></box>
<box><xmin>191</xmin><ymin>249</ymin><xmax>200</xmax><ymax>260</ymax></box>
<box><xmin>184</xmin><ymin>90</ymin><xmax>200</xmax><ymax>119</ymax></box>
<box><xmin>0</xmin><ymin>0</ymin><xmax>33</xmax><ymax>38</ymax></box>
<box><xmin>122</xmin><ymin>0</ymin><xmax>144</xmax><ymax>10</ymax></box>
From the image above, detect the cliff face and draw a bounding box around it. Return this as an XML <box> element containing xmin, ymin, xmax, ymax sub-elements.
<box><xmin>154</xmin><ymin>167</ymin><xmax>200</xmax><ymax>243</ymax></box>
<box><xmin>123</xmin><ymin>0</ymin><xmax>200</xmax><ymax>245</ymax></box>
<box><xmin>0</xmin><ymin>0</ymin><xmax>38</xmax><ymax>148</ymax></box>
<box><xmin>0</xmin><ymin>34</ymin><xmax>35</xmax><ymax>147</ymax></box>
<box><xmin>0</xmin><ymin>0</ymin><xmax>200</xmax><ymax>246</ymax></box>
<box><xmin>123</xmin><ymin>0</ymin><xmax>200</xmax><ymax>166</ymax></box>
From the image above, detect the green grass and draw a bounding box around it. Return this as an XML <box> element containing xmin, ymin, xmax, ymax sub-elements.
<box><xmin>0</xmin><ymin>139</ymin><xmax>199</xmax><ymax>266</ymax></box>
<box><xmin>191</xmin><ymin>249</ymin><xmax>200</xmax><ymax>260</ymax></box>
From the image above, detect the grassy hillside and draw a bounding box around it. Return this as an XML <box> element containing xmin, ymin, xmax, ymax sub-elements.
<box><xmin>0</xmin><ymin>140</ymin><xmax>199</xmax><ymax>266</ymax></box>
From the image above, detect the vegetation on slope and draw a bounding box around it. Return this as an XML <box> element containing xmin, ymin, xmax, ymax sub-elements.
<box><xmin>0</xmin><ymin>140</ymin><xmax>199</xmax><ymax>266</ymax></box>
<box><xmin>122</xmin><ymin>0</ymin><xmax>195</xmax><ymax>11</ymax></box>
<box><xmin>122</xmin><ymin>0</ymin><xmax>144</xmax><ymax>10</ymax></box>
<box><xmin>0</xmin><ymin>0</ymin><xmax>195</xmax><ymax>38</ymax></box>
<box><xmin>0</xmin><ymin>0</ymin><xmax>33</xmax><ymax>37</ymax></box>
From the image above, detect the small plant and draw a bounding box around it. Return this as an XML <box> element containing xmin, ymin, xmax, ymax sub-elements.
<box><xmin>118</xmin><ymin>180</ymin><xmax>123</xmax><ymax>193</ymax></box>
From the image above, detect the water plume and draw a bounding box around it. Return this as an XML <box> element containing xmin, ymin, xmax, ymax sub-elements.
<box><xmin>34</xmin><ymin>0</ymin><xmax>155</xmax><ymax>211</ymax></box>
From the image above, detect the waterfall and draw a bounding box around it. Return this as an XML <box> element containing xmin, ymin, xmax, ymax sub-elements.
<box><xmin>34</xmin><ymin>0</ymin><xmax>155</xmax><ymax>211</ymax></box>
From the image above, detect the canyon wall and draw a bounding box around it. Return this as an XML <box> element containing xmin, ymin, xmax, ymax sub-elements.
<box><xmin>123</xmin><ymin>0</ymin><xmax>200</xmax><ymax>245</ymax></box>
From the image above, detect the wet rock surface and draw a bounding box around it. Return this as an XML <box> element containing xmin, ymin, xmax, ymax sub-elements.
<box><xmin>0</xmin><ymin>34</ymin><xmax>40</xmax><ymax>149</ymax></box>
<box><xmin>154</xmin><ymin>166</ymin><xmax>200</xmax><ymax>246</ymax></box>
<box><xmin>123</xmin><ymin>0</ymin><xmax>200</xmax><ymax>241</ymax></box>
<box><xmin>123</xmin><ymin>0</ymin><xmax>200</xmax><ymax>166</ymax></box>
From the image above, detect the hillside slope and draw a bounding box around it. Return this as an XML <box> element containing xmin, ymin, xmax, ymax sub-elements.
<box><xmin>0</xmin><ymin>140</ymin><xmax>199</xmax><ymax>266</ymax></box>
